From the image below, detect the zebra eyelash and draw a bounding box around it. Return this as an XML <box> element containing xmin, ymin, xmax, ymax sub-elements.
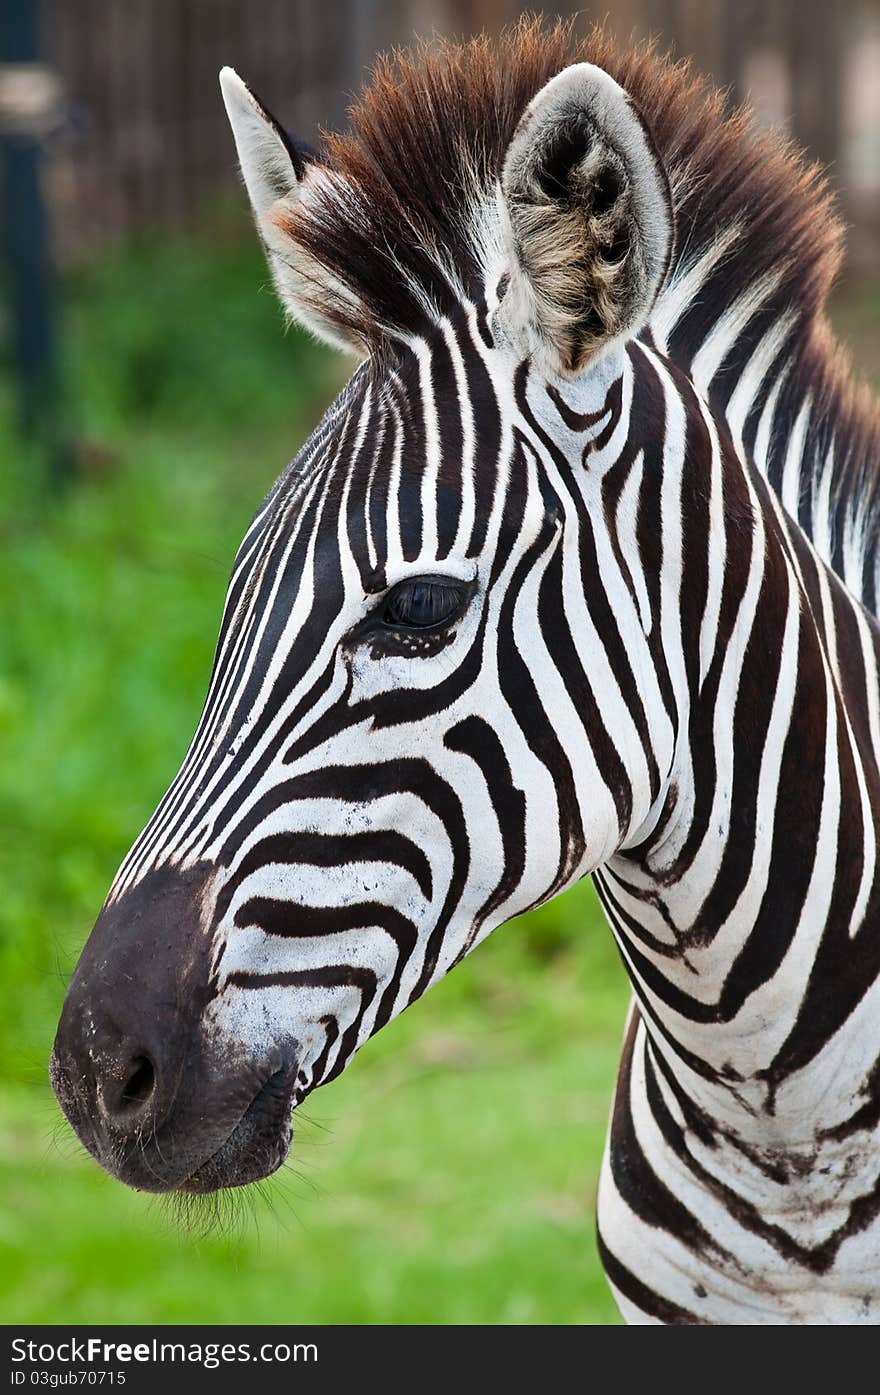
<box><xmin>381</xmin><ymin>574</ymin><xmax>471</xmax><ymax>630</ymax></box>
<box><xmin>345</xmin><ymin>573</ymin><xmax>476</xmax><ymax>657</ymax></box>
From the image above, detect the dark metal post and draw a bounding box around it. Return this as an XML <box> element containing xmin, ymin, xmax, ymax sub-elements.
<box><xmin>0</xmin><ymin>0</ymin><xmax>71</xmax><ymax>484</ymax></box>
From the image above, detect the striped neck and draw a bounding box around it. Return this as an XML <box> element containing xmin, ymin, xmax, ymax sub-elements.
<box><xmin>583</xmin><ymin>335</ymin><xmax>880</xmax><ymax>1322</ymax></box>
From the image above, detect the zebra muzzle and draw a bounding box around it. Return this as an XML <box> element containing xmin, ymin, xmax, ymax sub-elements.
<box><xmin>49</xmin><ymin>861</ymin><xmax>300</xmax><ymax>1194</ymax></box>
<box><xmin>179</xmin><ymin>1055</ymin><xmax>300</xmax><ymax>1194</ymax></box>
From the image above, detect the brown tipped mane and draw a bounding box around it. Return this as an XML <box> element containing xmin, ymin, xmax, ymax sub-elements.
<box><xmin>284</xmin><ymin>17</ymin><xmax>840</xmax><ymax>344</ymax></box>
<box><xmin>280</xmin><ymin>16</ymin><xmax>880</xmax><ymax>604</ymax></box>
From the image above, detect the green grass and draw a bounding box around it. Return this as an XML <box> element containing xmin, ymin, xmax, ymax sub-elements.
<box><xmin>1</xmin><ymin>928</ymin><xmax>624</xmax><ymax>1324</ymax></box>
<box><xmin>0</xmin><ymin>230</ymin><xmax>629</xmax><ymax>1324</ymax></box>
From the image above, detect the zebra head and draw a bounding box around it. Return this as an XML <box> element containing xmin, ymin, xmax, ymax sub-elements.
<box><xmin>52</xmin><ymin>45</ymin><xmax>675</xmax><ymax>1194</ymax></box>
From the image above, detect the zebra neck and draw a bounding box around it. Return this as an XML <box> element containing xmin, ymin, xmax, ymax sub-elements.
<box><xmin>596</xmin><ymin>999</ymin><xmax>880</xmax><ymax>1324</ymax></box>
<box><xmin>591</xmin><ymin>516</ymin><xmax>880</xmax><ymax>1322</ymax></box>
<box><xmin>594</xmin><ymin>429</ymin><xmax>880</xmax><ymax>1147</ymax></box>
<box><xmin>662</xmin><ymin>304</ymin><xmax>880</xmax><ymax>618</ymax></box>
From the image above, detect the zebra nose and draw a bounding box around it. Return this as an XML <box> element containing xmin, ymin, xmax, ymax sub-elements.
<box><xmin>51</xmin><ymin>862</ymin><xmax>218</xmax><ymax>1160</ymax></box>
<box><xmin>102</xmin><ymin>1050</ymin><xmax>159</xmax><ymax>1124</ymax></box>
<box><xmin>49</xmin><ymin>1017</ymin><xmax>175</xmax><ymax>1167</ymax></box>
<box><xmin>52</xmin><ymin>993</ymin><xmax>173</xmax><ymax>1136</ymax></box>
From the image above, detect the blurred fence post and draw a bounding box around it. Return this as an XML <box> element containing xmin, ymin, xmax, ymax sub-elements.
<box><xmin>0</xmin><ymin>0</ymin><xmax>71</xmax><ymax>485</ymax></box>
<box><xmin>786</xmin><ymin>0</ymin><xmax>845</xmax><ymax>185</ymax></box>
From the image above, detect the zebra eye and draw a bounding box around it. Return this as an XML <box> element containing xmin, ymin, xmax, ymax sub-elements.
<box><xmin>382</xmin><ymin>576</ymin><xmax>467</xmax><ymax>630</ymax></box>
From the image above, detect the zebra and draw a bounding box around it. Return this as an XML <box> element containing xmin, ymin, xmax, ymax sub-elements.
<box><xmin>50</xmin><ymin>20</ymin><xmax>880</xmax><ymax>1324</ymax></box>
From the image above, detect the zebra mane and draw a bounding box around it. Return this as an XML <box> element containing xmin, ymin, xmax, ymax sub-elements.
<box><xmin>279</xmin><ymin>16</ymin><xmax>880</xmax><ymax>596</ymax></box>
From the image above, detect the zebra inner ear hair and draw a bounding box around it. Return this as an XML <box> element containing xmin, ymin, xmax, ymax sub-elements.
<box><xmin>499</xmin><ymin>63</ymin><xmax>673</xmax><ymax>379</ymax></box>
<box><xmin>535</xmin><ymin>114</ymin><xmax>596</xmax><ymax>200</ymax></box>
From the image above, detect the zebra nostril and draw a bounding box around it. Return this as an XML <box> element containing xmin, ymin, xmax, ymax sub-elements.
<box><xmin>117</xmin><ymin>1054</ymin><xmax>157</xmax><ymax>1115</ymax></box>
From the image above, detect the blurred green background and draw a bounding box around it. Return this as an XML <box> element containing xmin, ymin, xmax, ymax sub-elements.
<box><xmin>2</xmin><ymin>0</ymin><xmax>878</xmax><ymax>1328</ymax></box>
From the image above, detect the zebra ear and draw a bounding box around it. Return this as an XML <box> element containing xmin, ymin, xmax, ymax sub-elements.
<box><xmin>497</xmin><ymin>63</ymin><xmax>673</xmax><ymax>377</ymax></box>
<box><xmin>219</xmin><ymin>67</ymin><xmax>364</xmax><ymax>354</ymax></box>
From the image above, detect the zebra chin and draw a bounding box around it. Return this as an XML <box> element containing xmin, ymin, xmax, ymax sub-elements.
<box><xmin>49</xmin><ymin>861</ymin><xmax>300</xmax><ymax>1195</ymax></box>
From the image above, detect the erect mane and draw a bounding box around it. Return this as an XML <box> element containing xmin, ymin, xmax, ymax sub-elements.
<box><xmin>282</xmin><ymin>16</ymin><xmax>835</xmax><ymax>345</ymax></box>
<box><xmin>280</xmin><ymin>16</ymin><xmax>880</xmax><ymax>606</ymax></box>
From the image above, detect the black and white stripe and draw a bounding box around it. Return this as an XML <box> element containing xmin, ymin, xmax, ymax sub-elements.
<box><xmin>57</xmin><ymin>24</ymin><xmax>880</xmax><ymax>1322</ymax></box>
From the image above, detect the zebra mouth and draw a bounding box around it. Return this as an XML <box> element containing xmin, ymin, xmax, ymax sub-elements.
<box><xmin>179</xmin><ymin>1061</ymin><xmax>299</xmax><ymax>1194</ymax></box>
